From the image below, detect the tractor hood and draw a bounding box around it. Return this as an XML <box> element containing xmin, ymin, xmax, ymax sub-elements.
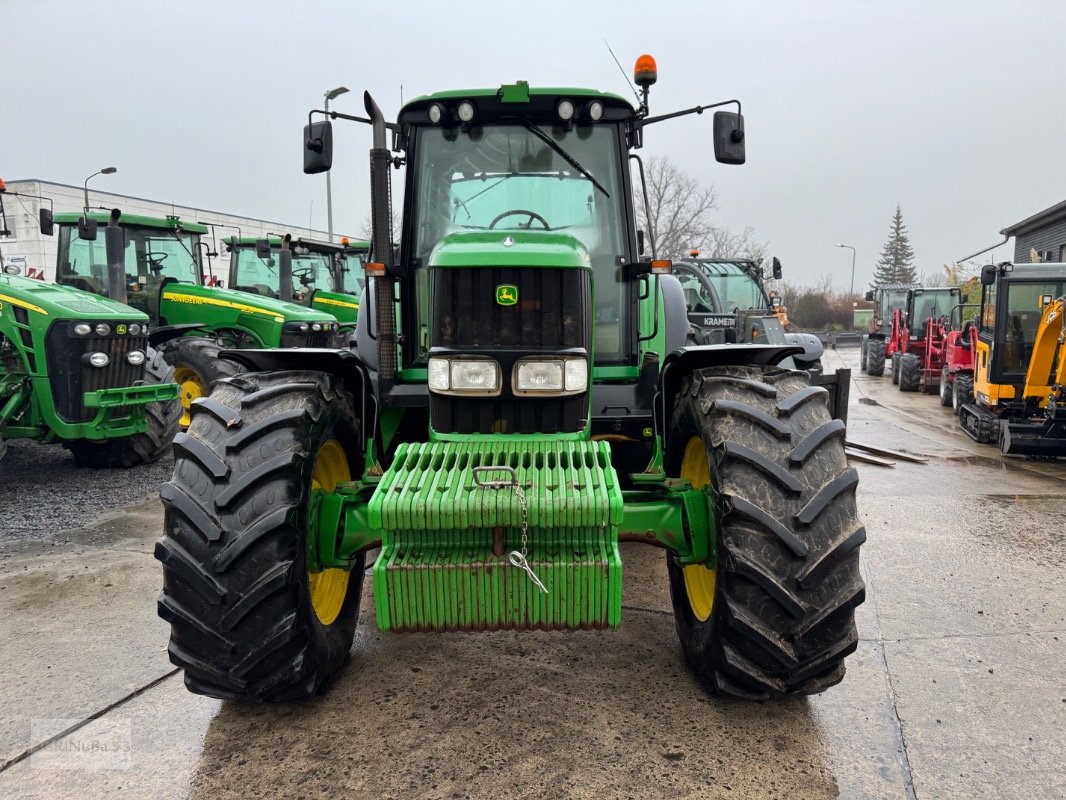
<box><xmin>0</xmin><ymin>274</ymin><xmax>148</xmax><ymax>321</ymax></box>
<box><xmin>428</xmin><ymin>231</ymin><xmax>592</xmax><ymax>270</ymax></box>
<box><xmin>161</xmin><ymin>283</ymin><xmax>337</xmax><ymax>323</ymax></box>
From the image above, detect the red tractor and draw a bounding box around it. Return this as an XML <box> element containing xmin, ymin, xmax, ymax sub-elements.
<box><xmin>889</xmin><ymin>287</ymin><xmax>961</xmax><ymax>392</ymax></box>
<box><xmin>938</xmin><ymin>302</ymin><xmax>979</xmax><ymax>410</ymax></box>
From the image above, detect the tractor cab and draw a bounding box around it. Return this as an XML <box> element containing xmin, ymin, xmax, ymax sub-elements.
<box><xmin>671</xmin><ymin>257</ymin><xmax>776</xmax><ymax>341</ymax></box>
<box><xmin>55</xmin><ymin>211</ymin><xmax>206</xmax><ymax>320</ymax></box>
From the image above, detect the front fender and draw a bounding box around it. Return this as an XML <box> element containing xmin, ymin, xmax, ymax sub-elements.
<box><xmin>783</xmin><ymin>332</ymin><xmax>824</xmax><ymax>362</ymax></box>
<box><xmin>218</xmin><ymin>347</ymin><xmax>377</xmax><ymax>454</ymax></box>
<box><xmin>656</xmin><ymin>344</ymin><xmax>803</xmax><ymax>455</ymax></box>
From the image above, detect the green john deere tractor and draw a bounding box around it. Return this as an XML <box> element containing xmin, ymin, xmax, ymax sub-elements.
<box><xmin>50</xmin><ymin>211</ymin><xmax>342</xmax><ymax>426</ymax></box>
<box><xmin>224</xmin><ymin>235</ymin><xmax>366</xmax><ymax>342</ymax></box>
<box><xmin>156</xmin><ymin>59</ymin><xmax>864</xmax><ymax>702</ymax></box>
<box><xmin>0</xmin><ymin>197</ymin><xmax>179</xmax><ymax>466</ymax></box>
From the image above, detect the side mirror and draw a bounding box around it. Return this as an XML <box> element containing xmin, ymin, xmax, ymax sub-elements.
<box><xmin>981</xmin><ymin>264</ymin><xmax>997</xmax><ymax>285</ymax></box>
<box><xmin>216</xmin><ymin>280</ymin><xmax>225</xmax><ymax>289</ymax></box>
<box><xmin>255</xmin><ymin>239</ymin><xmax>271</xmax><ymax>259</ymax></box>
<box><xmin>303</xmin><ymin>120</ymin><xmax>334</xmax><ymax>174</ymax></box>
<box><xmin>864</xmin><ymin>290</ymin><xmax>874</xmax><ymax>302</ymax></box>
<box><xmin>77</xmin><ymin>216</ymin><xmax>98</xmax><ymax>241</ymax></box>
<box><xmin>39</xmin><ymin>209</ymin><xmax>54</xmax><ymax>236</ymax></box>
<box><xmin>771</xmin><ymin>256</ymin><xmax>782</xmax><ymax>280</ymax></box>
<box><xmin>713</xmin><ymin>111</ymin><xmax>745</xmax><ymax>165</ymax></box>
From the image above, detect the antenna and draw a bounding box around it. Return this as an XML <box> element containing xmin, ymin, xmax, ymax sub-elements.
<box><xmin>604</xmin><ymin>39</ymin><xmax>641</xmax><ymax>106</ymax></box>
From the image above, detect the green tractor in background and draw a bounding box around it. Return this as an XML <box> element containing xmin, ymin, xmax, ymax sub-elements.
<box><xmin>224</xmin><ymin>235</ymin><xmax>367</xmax><ymax>343</ymax></box>
<box><xmin>157</xmin><ymin>57</ymin><xmax>864</xmax><ymax>702</ymax></box>
<box><xmin>50</xmin><ymin>211</ymin><xmax>342</xmax><ymax>426</ymax></box>
<box><xmin>0</xmin><ymin>192</ymin><xmax>179</xmax><ymax>467</ymax></box>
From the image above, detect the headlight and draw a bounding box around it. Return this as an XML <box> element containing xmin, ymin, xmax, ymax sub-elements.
<box><xmin>128</xmin><ymin>323</ymin><xmax>142</xmax><ymax>336</ymax></box>
<box><xmin>94</xmin><ymin>323</ymin><xmax>111</xmax><ymax>336</ymax></box>
<box><xmin>312</xmin><ymin>323</ymin><xmax>322</xmax><ymax>332</ymax></box>
<box><xmin>73</xmin><ymin>323</ymin><xmax>92</xmax><ymax>336</ymax></box>
<box><xmin>83</xmin><ymin>352</ymin><xmax>110</xmax><ymax>368</ymax></box>
<box><xmin>513</xmin><ymin>357</ymin><xmax>588</xmax><ymax>395</ymax></box>
<box><xmin>126</xmin><ymin>350</ymin><xmax>146</xmax><ymax>366</ymax></box>
<box><xmin>427</xmin><ymin>357</ymin><xmax>501</xmax><ymax>395</ymax></box>
<box><xmin>427</xmin><ymin>102</ymin><xmax>444</xmax><ymax>124</ymax></box>
<box><xmin>587</xmin><ymin>100</ymin><xmax>604</xmax><ymax>121</ymax></box>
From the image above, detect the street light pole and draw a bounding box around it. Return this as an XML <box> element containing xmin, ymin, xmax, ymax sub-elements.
<box><xmin>83</xmin><ymin>166</ymin><xmax>117</xmax><ymax>213</ymax></box>
<box><xmin>837</xmin><ymin>243</ymin><xmax>856</xmax><ymax>295</ymax></box>
<box><xmin>323</xmin><ymin>86</ymin><xmax>349</xmax><ymax>242</ymax></box>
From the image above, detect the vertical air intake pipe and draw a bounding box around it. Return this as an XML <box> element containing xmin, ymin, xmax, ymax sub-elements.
<box><xmin>364</xmin><ymin>91</ymin><xmax>397</xmax><ymax>392</ymax></box>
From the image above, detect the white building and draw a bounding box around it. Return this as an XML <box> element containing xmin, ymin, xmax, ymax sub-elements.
<box><xmin>0</xmin><ymin>179</ymin><xmax>341</xmax><ymax>283</ymax></box>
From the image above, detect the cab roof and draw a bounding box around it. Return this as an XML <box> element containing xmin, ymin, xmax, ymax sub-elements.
<box><xmin>399</xmin><ymin>82</ymin><xmax>635</xmax><ymax>125</ymax></box>
<box><xmin>54</xmin><ymin>211</ymin><xmax>208</xmax><ymax>234</ymax></box>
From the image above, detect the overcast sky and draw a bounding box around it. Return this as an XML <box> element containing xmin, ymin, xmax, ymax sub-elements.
<box><xmin>7</xmin><ymin>0</ymin><xmax>1064</xmax><ymax>290</ymax></box>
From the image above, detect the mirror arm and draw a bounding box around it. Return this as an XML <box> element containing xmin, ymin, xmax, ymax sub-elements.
<box><xmin>307</xmin><ymin>108</ymin><xmax>401</xmax><ymax>135</ymax></box>
<box><xmin>641</xmin><ymin>98</ymin><xmax>742</xmax><ymax>127</ymax></box>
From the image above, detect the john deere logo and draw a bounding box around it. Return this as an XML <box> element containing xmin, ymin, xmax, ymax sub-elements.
<box><xmin>496</xmin><ymin>284</ymin><xmax>518</xmax><ymax>306</ymax></box>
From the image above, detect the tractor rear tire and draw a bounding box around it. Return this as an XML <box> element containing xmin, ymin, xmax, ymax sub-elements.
<box><xmin>939</xmin><ymin>366</ymin><xmax>953</xmax><ymax>407</ymax></box>
<box><xmin>67</xmin><ymin>347</ymin><xmax>182</xmax><ymax>468</ymax></box>
<box><xmin>665</xmin><ymin>365</ymin><xmax>864</xmax><ymax>699</ymax></box>
<box><xmin>953</xmin><ymin>374</ymin><xmax>974</xmax><ymax>415</ymax></box>
<box><xmin>164</xmin><ymin>336</ymin><xmax>243</xmax><ymax>428</ymax></box>
<box><xmin>866</xmin><ymin>339</ymin><xmax>886</xmax><ymax>376</ymax></box>
<box><xmin>891</xmin><ymin>352</ymin><xmax>901</xmax><ymax>385</ymax></box>
<box><xmin>899</xmin><ymin>353</ymin><xmax>921</xmax><ymax>392</ymax></box>
<box><xmin>156</xmin><ymin>370</ymin><xmax>365</xmax><ymax>701</ymax></box>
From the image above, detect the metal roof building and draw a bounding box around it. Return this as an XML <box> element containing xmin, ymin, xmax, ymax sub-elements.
<box><xmin>1000</xmin><ymin>199</ymin><xmax>1066</xmax><ymax>264</ymax></box>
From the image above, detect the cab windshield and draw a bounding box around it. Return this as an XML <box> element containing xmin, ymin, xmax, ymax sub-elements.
<box><xmin>679</xmin><ymin>262</ymin><xmax>768</xmax><ymax>313</ymax></box>
<box><xmin>908</xmin><ymin>290</ymin><xmax>958</xmax><ymax>338</ymax></box>
<box><xmin>409</xmin><ymin>122</ymin><xmax>629</xmax><ymax>362</ymax></box>
<box><xmin>997</xmin><ymin>279</ymin><xmax>1066</xmax><ymax>375</ymax></box>
<box><xmin>57</xmin><ymin>223</ymin><xmax>201</xmax><ymax>297</ymax></box>
<box><xmin>231</xmin><ymin>247</ymin><xmax>336</xmax><ymax>300</ymax></box>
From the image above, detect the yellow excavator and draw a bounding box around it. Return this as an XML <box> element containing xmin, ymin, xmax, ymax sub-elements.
<box><xmin>960</xmin><ymin>262</ymin><xmax>1066</xmax><ymax>456</ymax></box>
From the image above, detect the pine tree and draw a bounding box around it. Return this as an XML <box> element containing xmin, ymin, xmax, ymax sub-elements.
<box><xmin>872</xmin><ymin>204</ymin><xmax>917</xmax><ymax>287</ymax></box>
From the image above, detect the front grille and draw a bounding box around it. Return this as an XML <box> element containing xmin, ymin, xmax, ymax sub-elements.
<box><xmin>45</xmin><ymin>323</ymin><xmax>147</xmax><ymax>423</ymax></box>
<box><xmin>431</xmin><ymin>267</ymin><xmax>590</xmax><ymax>435</ymax></box>
<box><xmin>433</xmin><ymin>267</ymin><xmax>589</xmax><ymax>350</ymax></box>
<box><xmin>280</xmin><ymin>330</ymin><xmax>333</xmax><ymax>348</ymax></box>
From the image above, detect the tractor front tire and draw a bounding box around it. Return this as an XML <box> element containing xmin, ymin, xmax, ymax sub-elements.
<box><xmin>156</xmin><ymin>370</ymin><xmax>365</xmax><ymax>701</ymax></box>
<box><xmin>67</xmin><ymin>347</ymin><xmax>182</xmax><ymax>468</ymax></box>
<box><xmin>665</xmin><ymin>365</ymin><xmax>864</xmax><ymax>699</ymax></box>
<box><xmin>939</xmin><ymin>366</ymin><xmax>953</xmax><ymax>407</ymax></box>
<box><xmin>866</xmin><ymin>339</ymin><xmax>886</xmax><ymax>376</ymax></box>
<box><xmin>164</xmin><ymin>336</ymin><xmax>243</xmax><ymax>428</ymax></box>
<box><xmin>953</xmin><ymin>374</ymin><xmax>974</xmax><ymax>415</ymax></box>
<box><xmin>891</xmin><ymin>352</ymin><xmax>901</xmax><ymax>385</ymax></box>
<box><xmin>899</xmin><ymin>353</ymin><xmax>921</xmax><ymax>392</ymax></box>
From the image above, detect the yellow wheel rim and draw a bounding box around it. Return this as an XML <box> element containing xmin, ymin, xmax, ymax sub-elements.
<box><xmin>173</xmin><ymin>366</ymin><xmax>206</xmax><ymax>428</ymax></box>
<box><xmin>680</xmin><ymin>436</ymin><xmax>716</xmax><ymax>623</ymax></box>
<box><xmin>308</xmin><ymin>439</ymin><xmax>351</xmax><ymax>626</ymax></box>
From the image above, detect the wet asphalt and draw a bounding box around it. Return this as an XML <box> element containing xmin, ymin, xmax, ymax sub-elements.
<box><xmin>0</xmin><ymin>347</ymin><xmax>1063</xmax><ymax>799</ymax></box>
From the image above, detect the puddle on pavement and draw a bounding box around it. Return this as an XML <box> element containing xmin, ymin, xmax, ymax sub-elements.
<box><xmin>968</xmin><ymin>494</ymin><xmax>1066</xmax><ymax>568</ymax></box>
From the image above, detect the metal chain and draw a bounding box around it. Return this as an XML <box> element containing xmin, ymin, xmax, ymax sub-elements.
<box><xmin>508</xmin><ymin>483</ymin><xmax>547</xmax><ymax>594</ymax></box>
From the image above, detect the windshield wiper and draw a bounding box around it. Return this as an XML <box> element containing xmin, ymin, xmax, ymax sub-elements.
<box><xmin>518</xmin><ymin>120</ymin><xmax>610</xmax><ymax>198</ymax></box>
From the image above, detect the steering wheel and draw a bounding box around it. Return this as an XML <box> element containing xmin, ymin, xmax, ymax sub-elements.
<box><xmin>293</xmin><ymin>267</ymin><xmax>314</xmax><ymax>287</ymax></box>
<box><xmin>489</xmin><ymin>209</ymin><xmax>550</xmax><ymax>230</ymax></box>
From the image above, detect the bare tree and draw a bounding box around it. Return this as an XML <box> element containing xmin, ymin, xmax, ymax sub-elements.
<box><xmin>706</xmin><ymin>225</ymin><xmax>768</xmax><ymax>262</ymax></box>
<box><xmin>636</xmin><ymin>156</ymin><xmax>719</xmax><ymax>259</ymax></box>
<box><xmin>635</xmin><ymin>155</ymin><xmax>766</xmax><ymax>262</ymax></box>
